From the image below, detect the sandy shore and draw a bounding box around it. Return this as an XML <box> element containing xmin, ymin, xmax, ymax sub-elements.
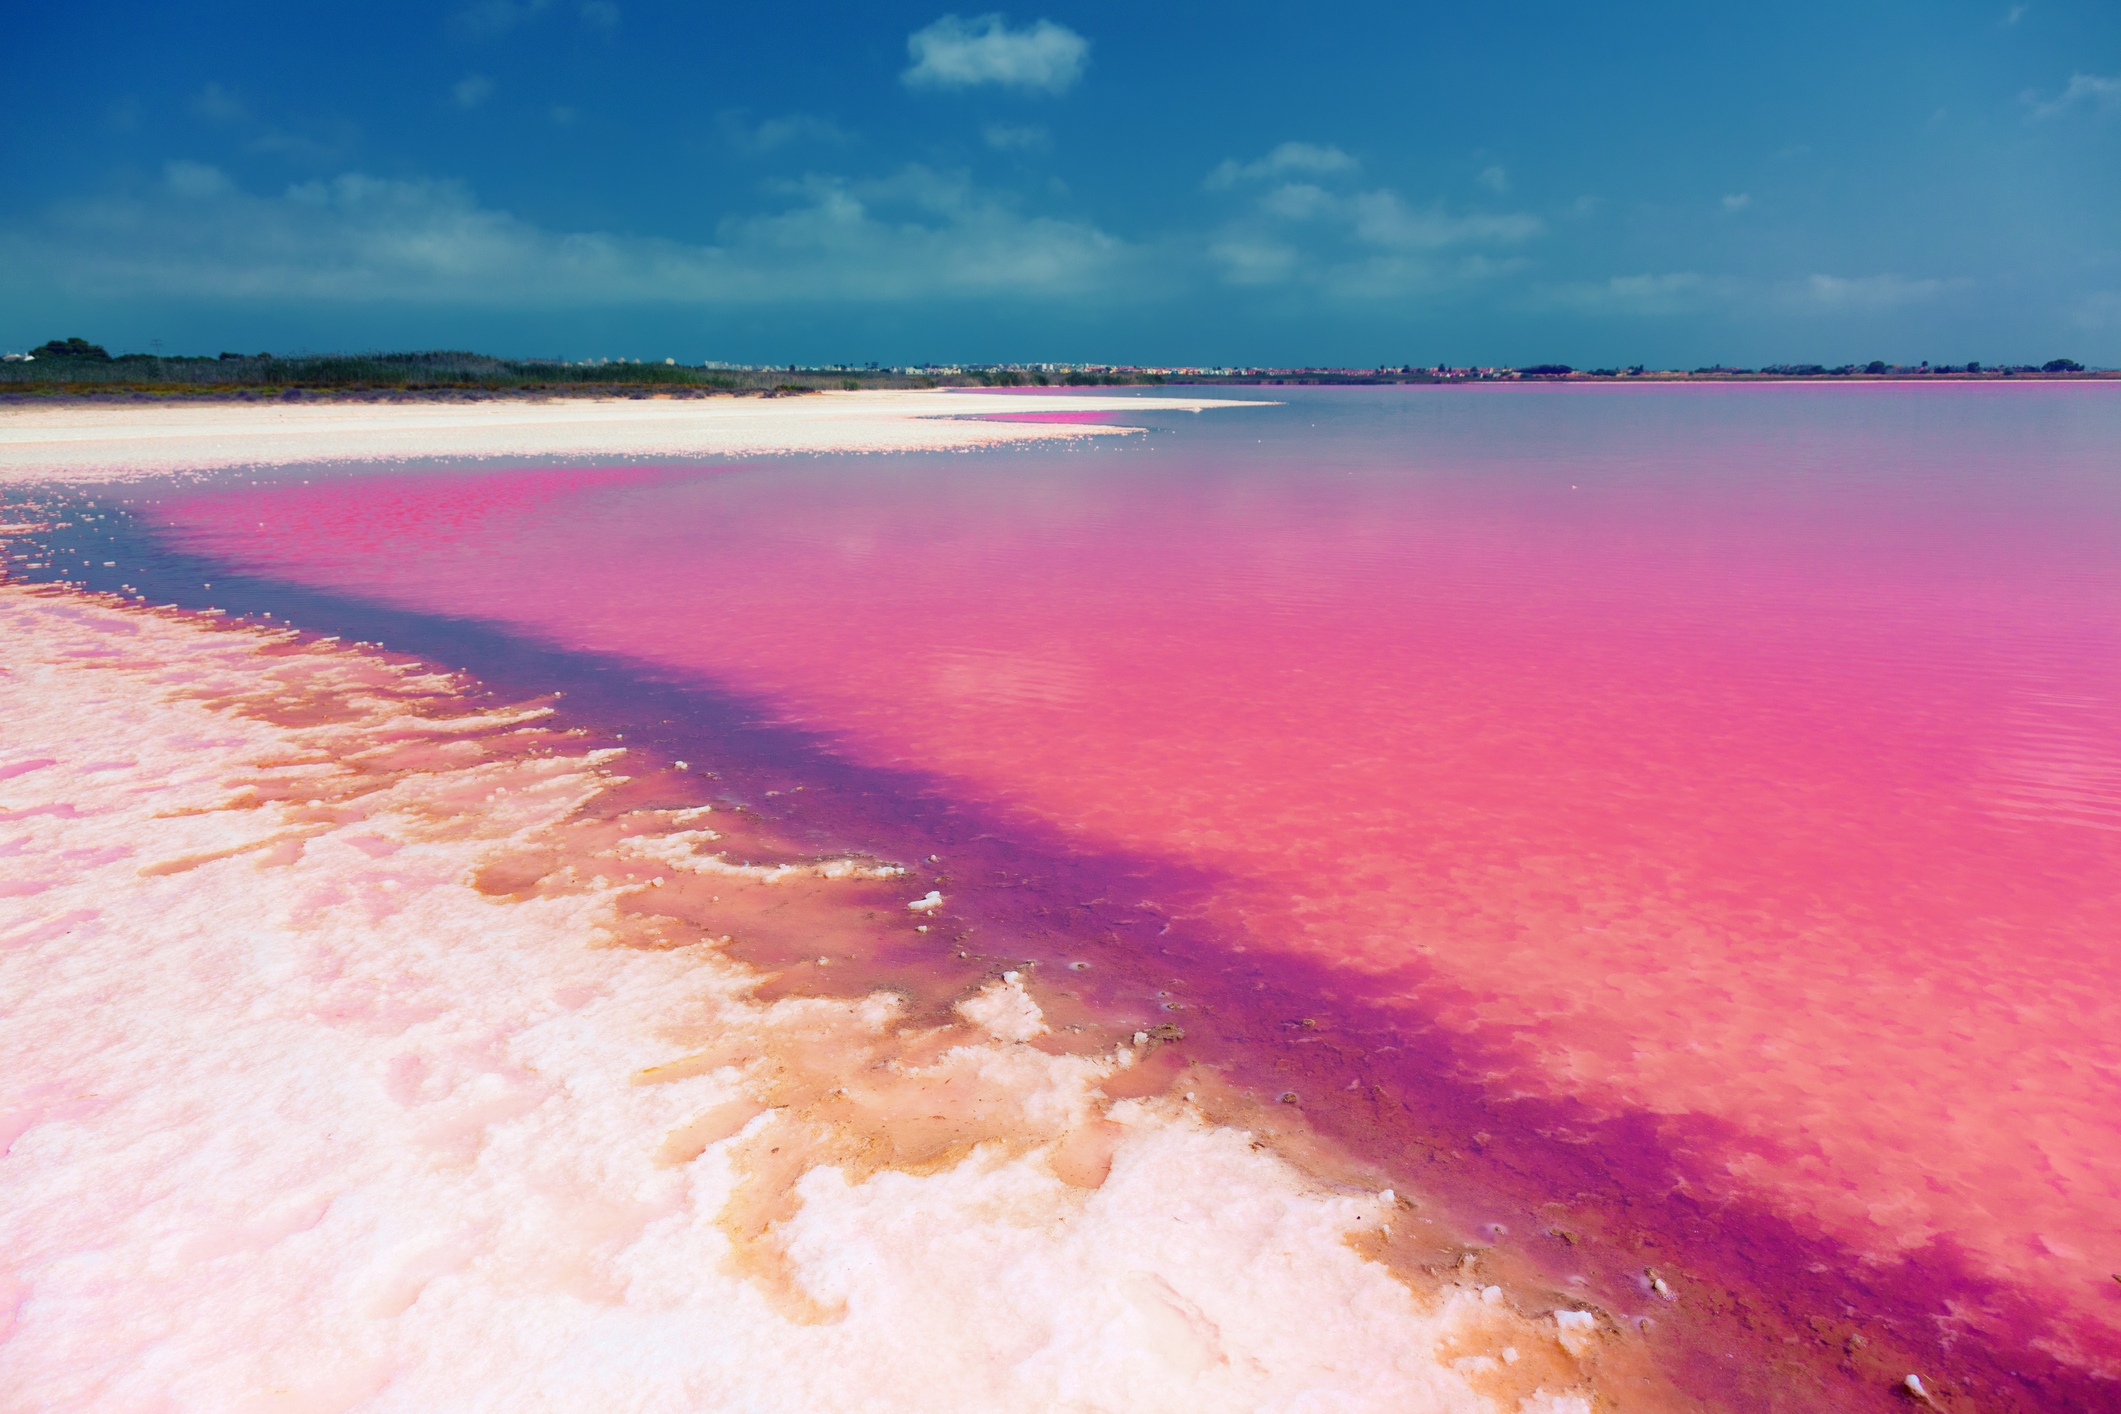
<box><xmin>0</xmin><ymin>390</ymin><xmax>1264</xmax><ymax>484</ymax></box>
<box><xmin>0</xmin><ymin>585</ymin><xmax>1597</xmax><ymax>1412</ymax></box>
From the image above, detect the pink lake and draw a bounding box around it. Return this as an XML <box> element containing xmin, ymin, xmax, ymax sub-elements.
<box><xmin>146</xmin><ymin>384</ymin><xmax>2121</xmax><ymax>1408</ymax></box>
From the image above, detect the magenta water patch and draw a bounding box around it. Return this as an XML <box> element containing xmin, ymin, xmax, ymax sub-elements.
<box><xmin>148</xmin><ymin>384</ymin><xmax>2121</xmax><ymax>1403</ymax></box>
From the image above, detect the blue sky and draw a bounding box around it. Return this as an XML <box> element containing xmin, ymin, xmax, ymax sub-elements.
<box><xmin>4</xmin><ymin>1</ymin><xmax>2117</xmax><ymax>366</ymax></box>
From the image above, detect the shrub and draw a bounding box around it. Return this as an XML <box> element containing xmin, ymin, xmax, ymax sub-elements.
<box><xmin>32</xmin><ymin>337</ymin><xmax>110</xmax><ymax>361</ymax></box>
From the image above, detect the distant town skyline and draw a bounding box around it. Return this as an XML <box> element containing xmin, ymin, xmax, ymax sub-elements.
<box><xmin>4</xmin><ymin>2</ymin><xmax>2118</xmax><ymax>368</ymax></box>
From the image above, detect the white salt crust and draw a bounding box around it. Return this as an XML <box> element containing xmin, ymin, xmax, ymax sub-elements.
<box><xmin>0</xmin><ymin>587</ymin><xmax>1593</xmax><ymax>1413</ymax></box>
<box><xmin>0</xmin><ymin>391</ymin><xmax>1266</xmax><ymax>484</ymax></box>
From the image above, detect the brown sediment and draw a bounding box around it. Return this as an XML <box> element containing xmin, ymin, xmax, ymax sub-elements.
<box><xmin>136</xmin><ymin>826</ymin><xmax>331</xmax><ymax>875</ymax></box>
<box><xmin>423</xmin><ymin>765</ymin><xmax>1652</xmax><ymax>1404</ymax></box>
<box><xmin>503</xmin><ymin>787</ymin><xmax>1682</xmax><ymax>1406</ymax></box>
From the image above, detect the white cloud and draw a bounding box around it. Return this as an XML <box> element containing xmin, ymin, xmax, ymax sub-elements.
<box><xmin>1204</xmin><ymin>142</ymin><xmax>1356</xmax><ymax>190</ymax></box>
<box><xmin>2073</xmin><ymin>291</ymin><xmax>2121</xmax><ymax>329</ymax></box>
<box><xmin>1721</xmin><ymin>192</ymin><xmax>1751</xmax><ymax>212</ymax></box>
<box><xmin>162</xmin><ymin>160</ymin><xmax>236</xmax><ymax>200</ymax></box>
<box><xmin>1261</xmin><ymin>183</ymin><xmax>1336</xmax><ymax>220</ymax></box>
<box><xmin>2004</xmin><ymin>4</ymin><xmax>2028</xmax><ymax>25</ymax></box>
<box><xmin>902</xmin><ymin>14</ymin><xmax>1090</xmax><ymax>94</ymax></box>
<box><xmin>453</xmin><ymin>75</ymin><xmax>496</xmax><ymax>109</ymax></box>
<box><xmin>193</xmin><ymin>82</ymin><xmax>248</xmax><ymax>124</ymax></box>
<box><xmin>455</xmin><ymin>0</ymin><xmax>552</xmax><ymax>37</ymax></box>
<box><xmin>249</xmin><ymin>128</ymin><xmax>354</xmax><ymax>164</ymax></box>
<box><xmin>2</xmin><ymin>162</ymin><xmax>1138</xmax><ymax>309</ymax></box>
<box><xmin>1781</xmin><ymin>273</ymin><xmax>1952</xmax><ymax>310</ymax></box>
<box><xmin>1532</xmin><ymin>272</ymin><xmax>1727</xmax><ymax>316</ymax></box>
<box><xmin>1205</xmin><ymin>238</ymin><xmax>1300</xmax><ymax>286</ymax></box>
<box><xmin>189</xmin><ymin>82</ymin><xmax>355</xmax><ymax>164</ymax></box>
<box><xmin>2023</xmin><ymin>72</ymin><xmax>2120</xmax><ymax>120</ymax></box>
<box><xmin>717</xmin><ymin>111</ymin><xmax>851</xmax><ymax>154</ymax></box>
<box><xmin>1477</xmin><ymin>165</ymin><xmax>1508</xmax><ymax>194</ymax></box>
<box><xmin>1206</xmin><ymin>174</ymin><xmax>1538</xmax><ymax>297</ymax></box>
<box><xmin>1347</xmin><ymin>191</ymin><xmax>1540</xmax><ymax>249</ymax></box>
<box><xmin>983</xmin><ymin>121</ymin><xmax>1050</xmax><ymax>151</ymax></box>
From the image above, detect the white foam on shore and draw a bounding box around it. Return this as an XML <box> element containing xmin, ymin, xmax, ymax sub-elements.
<box><xmin>0</xmin><ymin>390</ymin><xmax>1265</xmax><ymax>485</ymax></box>
<box><xmin>0</xmin><ymin>586</ymin><xmax>1598</xmax><ymax>1412</ymax></box>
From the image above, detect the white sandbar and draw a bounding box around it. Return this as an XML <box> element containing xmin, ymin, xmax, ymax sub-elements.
<box><xmin>0</xmin><ymin>390</ymin><xmax>1266</xmax><ymax>484</ymax></box>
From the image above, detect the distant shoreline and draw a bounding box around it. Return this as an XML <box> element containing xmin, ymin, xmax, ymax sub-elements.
<box><xmin>1156</xmin><ymin>369</ymin><xmax>2118</xmax><ymax>387</ymax></box>
<box><xmin>5</xmin><ymin>343</ymin><xmax>2107</xmax><ymax>398</ymax></box>
<box><xmin>3</xmin><ymin>372</ymin><xmax>2109</xmax><ymax>404</ymax></box>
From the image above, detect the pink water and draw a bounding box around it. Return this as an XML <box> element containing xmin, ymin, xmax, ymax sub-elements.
<box><xmin>148</xmin><ymin>385</ymin><xmax>2121</xmax><ymax>1405</ymax></box>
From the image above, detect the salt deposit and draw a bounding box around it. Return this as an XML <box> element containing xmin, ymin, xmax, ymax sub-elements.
<box><xmin>0</xmin><ymin>586</ymin><xmax>1603</xmax><ymax>1412</ymax></box>
<box><xmin>0</xmin><ymin>390</ymin><xmax>1263</xmax><ymax>484</ymax></box>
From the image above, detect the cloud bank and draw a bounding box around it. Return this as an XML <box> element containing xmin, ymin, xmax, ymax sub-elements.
<box><xmin>1</xmin><ymin>162</ymin><xmax>1135</xmax><ymax>309</ymax></box>
<box><xmin>2</xmin><ymin>148</ymin><xmax>1556</xmax><ymax>318</ymax></box>
<box><xmin>1529</xmin><ymin>270</ymin><xmax>1958</xmax><ymax>317</ymax></box>
<box><xmin>0</xmin><ymin>135</ymin><xmax>2010</xmax><ymax>357</ymax></box>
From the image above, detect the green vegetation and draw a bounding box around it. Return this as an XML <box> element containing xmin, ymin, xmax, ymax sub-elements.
<box><xmin>31</xmin><ymin>337</ymin><xmax>112</xmax><ymax>361</ymax></box>
<box><xmin>0</xmin><ymin>345</ymin><xmax>942</xmax><ymax>397</ymax></box>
